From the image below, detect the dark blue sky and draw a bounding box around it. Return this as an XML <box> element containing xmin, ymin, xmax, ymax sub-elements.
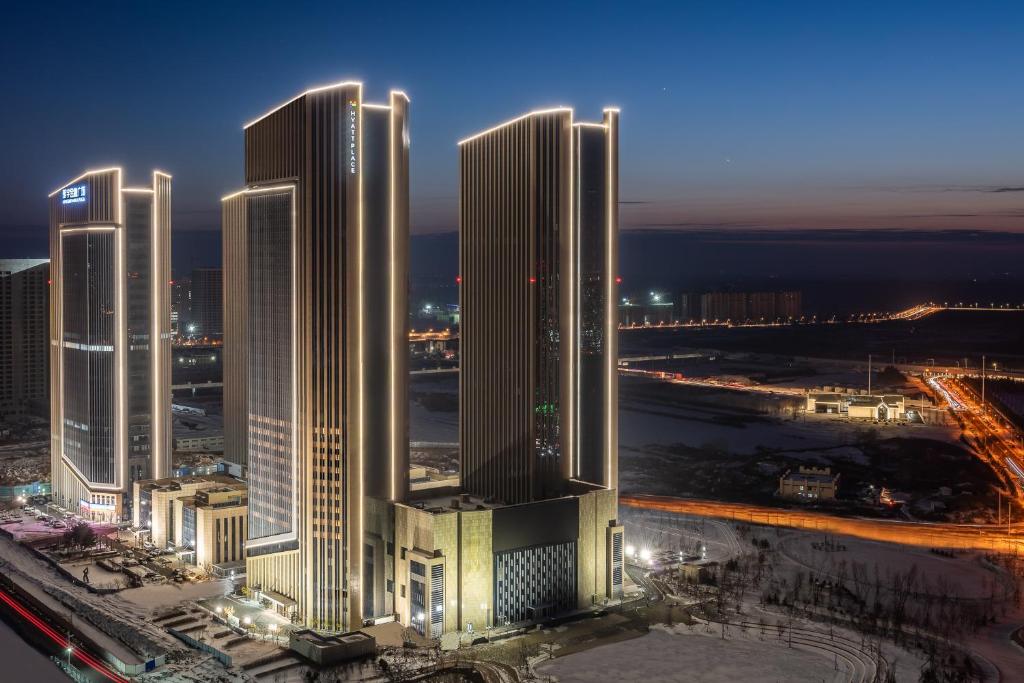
<box><xmin>2</xmin><ymin>1</ymin><xmax>1022</xmax><ymax>271</ymax></box>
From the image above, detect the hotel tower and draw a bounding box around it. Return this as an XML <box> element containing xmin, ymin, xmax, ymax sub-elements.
<box><xmin>388</xmin><ymin>107</ymin><xmax>623</xmax><ymax>636</ymax></box>
<box><xmin>223</xmin><ymin>82</ymin><xmax>409</xmax><ymax>630</ymax></box>
<box><xmin>49</xmin><ymin>168</ymin><xmax>172</xmax><ymax>521</ymax></box>
<box><xmin>458</xmin><ymin>107</ymin><xmax>620</xmax><ymax>504</ymax></box>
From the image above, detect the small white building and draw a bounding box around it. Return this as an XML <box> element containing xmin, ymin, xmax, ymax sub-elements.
<box><xmin>846</xmin><ymin>395</ymin><xmax>905</xmax><ymax>421</ymax></box>
<box><xmin>806</xmin><ymin>392</ymin><xmax>906</xmax><ymax>421</ymax></box>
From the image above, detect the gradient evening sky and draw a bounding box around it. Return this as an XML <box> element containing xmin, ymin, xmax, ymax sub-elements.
<box><xmin>2</xmin><ymin>1</ymin><xmax>1022</xmax><ymax>266</ymax></box>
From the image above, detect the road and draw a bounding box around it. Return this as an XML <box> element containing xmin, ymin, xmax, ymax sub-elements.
<box><xmin>930</xmin><ymin>376</ymin><xmax>1024</xmax><ymax>502</ymax></box>
<box><xmin>618</xmin><ymin>366</ymin><xmax>805</xmax><ymax>397</ymax></box>
<box><xmin>0</xmin><ymin>585</ymin><xmax>128</xmax><ymax>682</ymax></box>
<box><xmin>621</xmin><ymin>495</ymin><xmax>1024</xmax><ymax>553</ymax></box>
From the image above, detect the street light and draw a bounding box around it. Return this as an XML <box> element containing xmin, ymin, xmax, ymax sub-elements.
<box><xmin>480</xmin><ymin>602</ymin><xmax>491</xmax><ymax>635</ymax></box>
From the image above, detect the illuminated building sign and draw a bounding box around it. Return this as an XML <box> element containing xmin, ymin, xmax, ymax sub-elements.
<box><xmin>347</xmin><ymin>101</ymin><xmax>357</xmax><ymax>174</ymax></box>
<box><xmin>61</xmin><ymin>184</ymin><xmax>88</xmax><ymax>205</ymax></box>
<box><xmin>80</xmin><ymin>498</ymin><xmax>116</xmax><ymax>512</ymax></box>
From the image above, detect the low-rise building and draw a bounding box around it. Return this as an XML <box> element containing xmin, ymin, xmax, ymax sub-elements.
<box><xmin>393</xmin><ymin>484</ymin><xmax>623</xmax><ymax>638</ymax></box>
<box><xmin>289</xmin><ymin>629</ymin><xmax>376</xmax><ymax>665</ymax></box>
<box><xmin>806</xmin><ymin>391</ymin><xmax>906</xmax><ymax>421</ymax></box>
<box><xmin>173</xmin><ymin>483</ymin><xmax>247</xmax><ymax>570</ymax></box>
<box><xmin>847</xmin><ymin>395</ymin><xmax>905</xmax><ymax>421</ymax></box>
<box><xmin>779</xmin><ymin>466</ymin><xmax>839</xmax><ymax>500</ymax></box>
<box><xmin>173</xmin><ymin>435</ymin><xmax>225</xmax><ymax>452</ymax></box>
<box><xmin>132</xmin><ymin>474</ymin><xmax>240</xmax><ymax>548</ymax></box>
<box><xmin>408</xmin><ymin>466</ymin><xmax>460</xmax><ymax>493</ymax></box>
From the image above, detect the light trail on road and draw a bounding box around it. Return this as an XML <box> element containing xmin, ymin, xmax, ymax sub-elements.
<box><xmin>621</xmin><ymin>495</ymin><xmax>1023</xmax><ymax>553</ymax></box>
<box><xmin>931</xmin><ymin>376</ymin><xmax>1024</xmax><ymax>501</ymax></box>
<box><xmin>0</xmin><ymin>586</ymin><xmax>128</xmax><ymax>683</ymax></box>
<box><xmin>618</xmin><ymin>366</ymin><xmax>805</xmax><ymax>396</ymax></box>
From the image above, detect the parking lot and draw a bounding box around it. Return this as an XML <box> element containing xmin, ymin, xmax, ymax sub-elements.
<box><xmin>1</xmin><ymin>500</ymin><xmax>211</xmax><ymax>592</ymax></box>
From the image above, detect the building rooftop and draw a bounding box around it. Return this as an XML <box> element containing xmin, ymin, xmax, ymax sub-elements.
<box><xmin>405</xmin><ymin>490</ymin><xmax>501</xmax><ymax>514</ymax></box>
<box><xmin>782</xmin><ymin>467</ymin><xmax>838</xmax><ymax>484</ymax></box>
<box><xmin>291</xmin><ymin>629</ymin><xmax>372</xmax><ymax>647</ymax></box>
<box><xmin>136</xmin><ymin>473</ymin><xmax>239</xmax><ymax>493</ymax></box>
<box><xmin>848</xmin><ymin>394</ymin><xmax>905</xmax><ymax>407</ymax></box>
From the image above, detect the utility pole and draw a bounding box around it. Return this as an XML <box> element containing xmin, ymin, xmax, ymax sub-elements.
<box><xmin>982</xmin><ymin>355</ymin><xmax>986</xmax><ymax>416</ymax></box>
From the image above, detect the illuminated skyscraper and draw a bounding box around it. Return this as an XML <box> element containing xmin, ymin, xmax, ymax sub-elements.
<box><xmin>223</xmin><ymin>82</ymin><xmax>409</xmax><ymax>630</ymax></box>
<box><xmin>458</xmin><ymin>107</ymin><xmax>619</xmax><ymax>504</ymax></box>
<box><xmin>48</xmin><ymin>168</ymin><xmax>172</xmax><ymax>521</ymax></box>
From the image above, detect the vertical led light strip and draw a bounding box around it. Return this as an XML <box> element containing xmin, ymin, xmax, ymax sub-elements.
<box><xmin>388</xmin><ymin>96</ymin><xmax>396</xmax><ymax>502</ymax></box>
<box><xmin>604</xmin><ymin>110</ymin><xmax>617</xmax><ymax>490</ymax></box>
<box><xmin>356</xmin><ymin>82</ymin><xmax>365</xmax><ymax>621</ymax></box>
<box><xmin>115</xmin><ymin>168</ymin><xmax>126</xmax><ymax>493</ymax></box>
<box><xmin>57</xmin><ymin>228</ymin><xmax>65</xmax><ymax>500</ymax></box>
<box><xmin>571</xmin><ymin>121</ymin><xmax>580</xmax><ymax>480</ymax></box>
<box><xmin>150</xmin><ymin>173</ymin><xmax>162</xmax><ymax>480</ymax></box>
<box><xmin>290</xmin><ymin>184</ymin><xmax>298</xmax><ymax>550</ymax></box>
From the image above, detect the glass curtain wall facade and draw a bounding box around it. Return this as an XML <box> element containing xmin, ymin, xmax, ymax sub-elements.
<box><xmin>49</xmin><ymin>169</ymin><xmax>171</xmax><ymax>520</ymax></box>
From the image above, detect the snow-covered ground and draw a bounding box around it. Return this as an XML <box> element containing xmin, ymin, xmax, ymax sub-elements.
<box><xmin>409</xmin><ymin>376</ymin><xmax>458</xmax><ymax>443</ymax></box>
<box><xmin>614</xmin><ymin>507</ymin><xmax>1024</xmax><ymax>682</ymax></box>
<box><xmin>537</xmin><ymin>625</ymin><xmax>839</xmax><ymax>683</ymax></box>
<box><xmin>622</xmin><ymin>507</ymin><xmax>742</xmax><ymax>563</ymax></box>
<box><xmin>621</xmin><ymin>399</ymin><xmax>958</xmax><ymax>459</ymax></box>
<box><xmin>120</xmin><ymin>578</ymin><xmax>233</xmax><ymax>609</ymax></box>
<box><xmin>777</xmin><ymin>532</ymin><xmax>1006</xmax><ymax>601</ymax></box>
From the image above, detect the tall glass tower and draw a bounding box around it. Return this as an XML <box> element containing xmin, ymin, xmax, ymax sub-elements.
<box><xmin>223</xmin><ymin>82</ymin><xmax>409</xmax><ymax>630</ymax></box>
<box><xmin>49</xmin><ymin>168</ymin><xmax>172</xmax><ymax>521</ymax></box>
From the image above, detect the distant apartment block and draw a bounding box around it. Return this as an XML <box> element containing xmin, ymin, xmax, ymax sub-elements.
<box><xmin>678</xmin><ymin>291</ymin><xmax>699</xmax><ymax>322</ymax></box>
<box><xmin>779</xmin><ymin>466</ymin><xmax>838</xmax><ymax>500</ymax></box>
<box><xmin>190</xmin><ymin>267</ymin><xmax>222</xmax><ymax>338</ymax></box>
<box><xmin>700</xmin><ymin>291</ymin><xmax>748</xmax><ymax>322</ymax></box>
<box><xmin>619</xmin><ymin>300</ymin><xmax>672</xmax><ymax>326</ymax></box>
<box><xmin>0</xmin><ymin>259</ymin><xmax>49</xmax><ymax>417</ymax></box>
<box><xmin>170</xmin><ymin>276</ymin><xmax>189</xmax><ymax>334</ymax></box>
<box><xmin>700</xmin><ymin>290</ymin><xmax>801</xmax><ymax>322</ymax></box>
